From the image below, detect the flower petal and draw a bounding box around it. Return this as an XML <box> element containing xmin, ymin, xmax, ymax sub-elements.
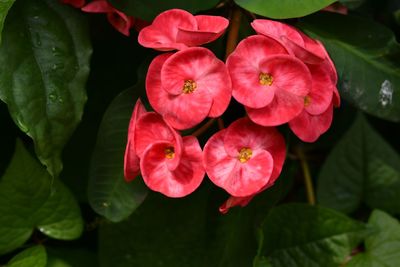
<box><xmin>226</xmin><ymin>36</ymin><xmax>288</xmax><ymax>108</ymax></box>
<box><xmin>106</xmin><ymin>10</ymin><xmax>134</xmax><ymax>36</ymax></box>
<box><xmin>176</xmin><ymin>15</ymin><xmax>229</xmax><ymax>46</ymax></box>
<box><xmin>225</xmin><ymin>150</ymin><xmax>274</xmax><ymax>197</ymax></box>
<box><xmin>81</xmin><ymin>0</ymin><xmax>111</xmax><ymax>12</ymax></box>
<box><xmin>203</xmin><ymin>129</ymin><xmax>239</xmax><ymax>185</ymax></box>
<box><xmin>141</xmin><ymin>137</ymin><xmax>204</xmax><ymax>197</ymax></box>
<box><xmin>204</xmin><ymin>129</ymin><xmax>274</xmax><ymax>197</ymax></box>
<box><xmin>138</xmin><ymin>9</ymin><xmax>197</xmax><ymax>51</ymax></box>
<box><xmin>147</xmin><ymin>53</ymin><xmax>213</xmax><ymax>130</ymax></box>
<box><xmin>251</xmin><ymin>19</ymin><xmax>304</xmax><ymax>46</ymax></box>
<box><xmin>305</xmin><ymin>63</ymin><xmax>334</xmax><ymax>115</ymax></box>
<box><xmin>135</xmin><ymin>112</ymin><xmax>180</xmax><ymax>162</ymax></box>
<box><xmin>246</xmin><ymin>88</ymin><xmax>306</xmax><ymax>126</ymax></box>
<box><xmin>281</xmin><ymin>34</ymin><xmax>325</xmax><ymax>64</ymax></box>
<box><xmin>124</xmin><ymin>99</ymin><xmax>147</xmax><ymax>181</ymax></box>
<box><xmin>289</xmin><ymin>103</ymin><xmax>334</xmax><ymax>142</ymax></box>
<box><xmin>219</xmin><ymin>195</ymin><xmax>254</xmax><ymax>214</ymax></box>
<box><xmin>223</xmin><ymin>117</ymin><xmax>286</xmax><ymax>182</ymax></box>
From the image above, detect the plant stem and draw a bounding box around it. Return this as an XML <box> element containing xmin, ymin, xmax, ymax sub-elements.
<box><xmin>296</xmin><ymin>148</ymin><xmax>316</xmax><ymax>205</ymax></box>
<box><xmin>225</xmin><ymin>6</ymin><xmax>242</xmax><ymax>59</ymax></box>
<box><xmin>192</xmin><ymin>6</ymin><xmax>242</xmax><ymax>138</ymax></box>
<box><xmin>192</xmin><ymin>119</ymin><xmax>216</xmax><ymax>137</ymax></box>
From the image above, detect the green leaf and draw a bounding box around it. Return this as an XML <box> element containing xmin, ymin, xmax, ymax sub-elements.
<box><xmin>46</xmin><ymin>247</ymin><xmax>98</xmax><ymax>267</ymax></box>
<box><xmin>347</xmin><ymin>210</ymin><xmax>400</xmax><ymax>267</ymax></box>
<box><xmin>109</xmin><ymin>0</ymin><xmax>220</xmax><ymax>21</ymax></box>
<box><xmin>317</xmin><ymin>114</ymin><xmax>400</xmax><ymax>214</ymax></box>
<box><xmin>339</xmin><ymin>0</ymin><xmax>365</xmax><ymax>9</ymax></box>
<box><xmin>88</xmin><ymin>88</ymin><xmax>148</xmax><ymax>223</ymax></box>
<box><xmin>98</xmin><ymin>159</ymin><xmax>296</xmax><ymax>267</ymax></box>
<box><xmin>299</xmin><ymin>12</ymin><xmax>400</xmax><ymax>122</ymax></box>
<box><xmin>0</xmin><ymin>140</ymin><xmax>83</xmax><ymax>255</ymax></box>
<box><xmin>99</xmin><ymin>190</ymin><xmax>210</xmax><ymax>267</ymax></box>
<box><xmin>0</xmin><ymin>0</ymin><xmax>14</xmax><ymax>44</ymax></box>
<box><xmin>0</xmin><ymin>0</ymin><xmax>92</xmax><ymax>176</ymax></box>
<box><xmin>7</xmin><ymin>246</ymin><xmax>47</xmax><ymax>267</ymax></box>
<box><xmin>234</xmin><ymin>0</ymin><xmax>336</xmax><ymax>19</ymax></box>
<box><xmin>256</xmin><ymin>203</ymin><xmax>366</xmax><ymax>267</ymax></box>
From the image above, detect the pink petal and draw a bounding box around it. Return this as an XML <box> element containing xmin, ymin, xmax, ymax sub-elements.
<box><xmin>176</xmin><ymin>15</ymin><xmax>229</xmax><ymax>46</ymax></box>
<box><xmin>146</xmin><ymin>53</ymin><xmax>213</xmax><ymax>130</ymax></box>
<box><xmin>289</xmin><ymin>103</ymin><xmax>334</xmax><ymax>142</ymax></box>
<box><xmin>246</xmin><ymin>88</ymin><xmax>306</xmax><ymax>126</ymax></box>
<box><xmin>223</xmin><ymin>117</ymin><xmax>286</xmax><ymax>182</ymax></box>
<box><xmin>162</xmin><ymin>91</ymin><xmax>212</xmax><ymax>130</ymax></box>
<box><xmin>226</xmin><ymin>36</ymin><xmax>288</xmax><ymax>109</ymax></box>
<box><xmin>203</xmin><ymin>130</ymin><xmax>239</xmax><ymax>186</ymax></box>
<box><xmin>81</xmin><ymin>0</ymin><xmax>111</xmax><ymax>12</ymax></box>
<box><xmin>227</xmin><ymin>35</ymin><xmax>288</xmax><ymax>68</ymax></box>
<box><xmin>62</xmin><ymin>0</ymin><xmax>85</xmax><ymax>8</ymax></box>
<box><xmin>224</xmin><ymin>150</ymin><xmax>274</xmax><ymax>197</ymax></box>
<box><xmin>141</xmin><ymin>137</ymin><xmax>204</xmax><ymax>198</ymax></box>
<box><xmin>281</xmin><ymin>33</ymin><xmax>325</xmax><ymax>64</ymax></box>
<box><xmin>251</xmin><ymin>19</ymin><xmax>304</xmax><ymax>46</ymax></box>
<box><xmin>333</xmin><ymin>86</ymin><xmax>341</xmax><ymax>107</ymax></box>
<box><xmin>305</xmin><ymin>63</ymin><xmax>334</xmax><ymax>115</ymax></box>
<box><xmin>106</xmin><ymin>10</ymin><xmax>134</xmax><ymax>36</ymax></box>
<box><xmin>228</xmin><ymin>52</ymin><xmax>275</xmax><ymax>109</ymax></box>
<box><xmin>138</xmin><ymin>9</ymin><xmax>197</xmax><ymax>51</ymax></box>
<box><xmin>134</xmin><ymin>112</ymin><xmax>182</xmax><ymax>170</ymax></box>
<box><xmin>259</xmin><ymin>55</ymin><xmax>311</xmax><ymax>96</ymax></box>
<box><xmin>317</xmin><ymin>40</ymin><xmax>338</xmax><ymax>85</ymax></box>
<box><xmin>146</xmin><ymin>53</ymin><xmax>173</xmax><ymax>112</ymax></box>
<box><xmin>219</xmin><ymin>195</ymin><xmax>254</xmax><ymax>214</ymax></box>
<box><xmin>124</xmin><ymin>99</ymin><xmax>147</xmax><ymax>181</ymax></box>
<box><xmin>204</xmin><ymin>129</ymin><xmax>274</xmax><ymax>197</ymax></box>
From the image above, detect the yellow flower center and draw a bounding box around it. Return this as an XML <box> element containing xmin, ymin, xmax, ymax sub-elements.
<box><xmin>304</xmin><ymin>96</ymin><xmax>312</xmax><ymax>107</ymax></box>
<box><xmin>259</xmin><ymin>72</ymin><xmax>273</xmax><ymax>86</ymax></box>
<box><xmin>164</xmin><ymin>146</ymin><xmax>175</xmax><ymax>159</ymax></box>
<box><xmin>182</xmin><ymin>80</ymin><xmax>196</xmax><ymax>94</ymax></box>
<box><xmin>238</xmin><ymin>147</ymin><xmax>253</xmax><ymax>163</ymax></box>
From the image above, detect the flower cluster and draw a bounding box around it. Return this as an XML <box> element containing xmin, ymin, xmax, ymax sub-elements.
<box><xmin>124</xmin><ymin>9</ymin><xmax>339</xmax><ymax>212</ymax></box>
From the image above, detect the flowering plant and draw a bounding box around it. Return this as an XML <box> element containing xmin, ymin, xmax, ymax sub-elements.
<box><xmin>0</xmin><ymin>0</ymin><xmax>399</xmax><ymax>266</ymax></box>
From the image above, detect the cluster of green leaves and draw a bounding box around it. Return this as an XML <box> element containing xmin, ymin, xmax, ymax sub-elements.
<box><xmin>0</xmin><ymin>0</ymin><xmax>399</xmax><ymax>266</ymax></box>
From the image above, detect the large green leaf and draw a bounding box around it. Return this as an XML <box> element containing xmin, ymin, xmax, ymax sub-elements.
<box><xmin>317</xmin><ymin>114</ymin><xmax>400</xmax><ymax>214</ymax></box>
<box><xmin>99</xmin><ymin>189</ymin><xmax>210</xmax><ymax>267</ymax></box>
<box><xmin>7</xmin><ymin>246</ymin><xmax>47</xmax><ymax>267</ymax></box>
<box><xmin>234</xmin><ymin>0</ymin><xmax>335</xmax><ymax>19</ymax></box>
<box><xmin>98</xmin><ymin>162</ymin><xmax>296</xmax><ymax>267</ymax></box>
<box><xmin>347</xmin><ymin>210</ymin><xmax>400</xmax><ymax>267</ymax></box>
<box><xmin>299</xmin><ymin>12</ymin><xmax>400</xmax><ymax>122</ymax></box>
<box><xmin>0</xmin><ymin>140</ymin><xmax>83</xmax><ymax>255</ymax></box>
<box><xmin>0</xmin><ymin>0</ymin><xmax>92</xmax><ymax>177</ymax></box>
<box><xmin>109</xmin><ymin>0</ymin><xmax>219</xmax><ymax>21</ymax></box>
<box><xmin>255</xmin><ymin>204</ymin><xmax>366</xmax><ymax>267</ymax></box>
<box><xmin>88</xmin><ymin>88</ymin><xmax>148</xmax><ymax>223</ymax></box>
<box><xmin>0</xmin><ymin>0</ymin><xmax>14</xmax><ymax>44</ymax></box>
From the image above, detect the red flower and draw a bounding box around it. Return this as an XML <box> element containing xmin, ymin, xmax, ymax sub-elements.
<box><xmin>124</xmin><ymin>99</ymin><xmax>147</xmax><ymax>182</ymax></box>
<box><xmin>251</xmin><ymin>19</ymin><xmax>326</xmax><ymax>64</ymax></box>
<box><xmin>132</xmin><ymin>112</ymin><xmax>205</xmax><ymax>197</ymax></box>
<box><xmin>288</xmin><ymin>42</ymin><xmax>340</xmax><ymax>142</ymax></box>
<box><xmin>203</xmin><ymin>118</ymin><xmax>286</xmax><ymax>197</ymax></box>
<box><xmin>226</xmin><ymin>35</ymin><xmax>312</xmax><ymax>126</ymax></box>
<box><xmin>61</xmin><ymin>0</ymin><xmax>85</xmax><ymax>8</ymax></box>
<box><xmin>146</xmin><ymin>47</ymin><xmax>232</xmax><ymax>130</ymax></box>
<box><xmin>219</xmin><ymin>195</ymin><xmax>254</xmax><ymax>214</ymax></box>
<box><xmin>138</xmin><ymin>9</ymin><xmax>229</xmax><ymax>51</ymax></box>
<box><xmin>81</xmin><ymin>0</ymin><xmax>134</xmax><ymax>36</ymax></box>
